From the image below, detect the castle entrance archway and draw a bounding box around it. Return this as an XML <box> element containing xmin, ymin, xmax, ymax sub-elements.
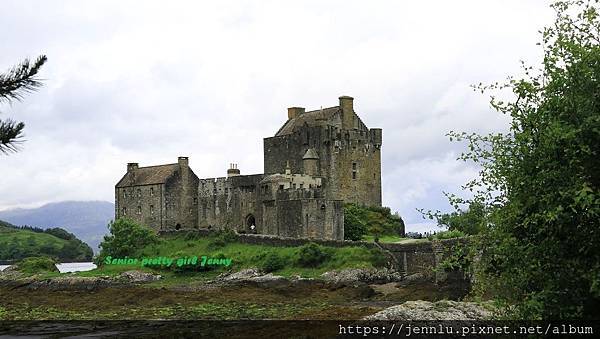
<box><xmin>246</xmin><ymin>214</ymin><xmax>256</xmax><ymax>233</ymax></box>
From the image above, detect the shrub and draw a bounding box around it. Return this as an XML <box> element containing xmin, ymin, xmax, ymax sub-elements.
<box><xmin>16</xmin><ymin>257</ymin><xmax>58</xmax><ymax>273</ymax></box>
<box><xmin>97</xmin><ymin>218</ymin><xmax>158</xmax><ymax>264</ymax></box>
<box><xmin>429</xmin><ymin>230</ymin><xmax>466</xmax><ymax>240</ymax></box>
<box><xmin>260</xmin><ymin>252</ymin><xmax>287</xmax><ymax>273</ymax></box>
<box><xmin>295</xmin><ymin>242</ymin><xmax>331</xmax><ymax>268</ymax></box>
<box><xmin>208</xmin><ymin>229</ymin><xmax>237</xmax><ymax>249</ymax></box>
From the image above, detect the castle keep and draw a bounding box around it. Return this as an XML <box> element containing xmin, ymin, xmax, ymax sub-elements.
<box><xmin>115</xmin><ymin>96</ymin><xmax>382</xmax><ymax>240</ymax></box>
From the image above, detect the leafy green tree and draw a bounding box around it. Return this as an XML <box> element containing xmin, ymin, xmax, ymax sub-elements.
<box><xmin>0</xmin><ymin>55</ymin><xmax>47</xmax><ymax>154</ymax></box>
<box><xmin>344</xmin><ymin>203</ymin><xmax>405</xmax><ymax>240</ymax></box>
<box><xmin>97</xmin><ymin>218</ymin><xmax>159</xmax><ymax>264</ymax></box>
<box><xmin>443</xmin><ymin>0</ymin><xmax>600</xmax><ymax>319</ymax></box>
<box><xmin>343</xmin><ymin>203</ymin><xmax>368</xmax><ymax>240</ymax></box>
<box><xmin>421</xmin><ymin>200</ymin><xmax>487</xmax><ymax>235</ymax></box>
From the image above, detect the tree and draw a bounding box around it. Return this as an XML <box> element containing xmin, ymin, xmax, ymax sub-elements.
<box><xmin>444</xmin><ymin>0</ymin><xmax>600</xmax><ymax>319</ymax></box>
<box><xmin>97</xmin><ymin>218</ymin><xmax>159</xmax><ymax>264</ymax></box>
<box><xmin>0</xmin><ymin>55</ymin><xmax>47</xmax><ymax>154</ymax></box>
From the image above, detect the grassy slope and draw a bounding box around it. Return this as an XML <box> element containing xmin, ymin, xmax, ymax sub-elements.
<box><xmin>0</xmin><ymin>226</ymin><xmax>72</xmax><ymax>258</ymax></box>
<box><xmin>76</xmin><ymin>234</ymin><xmax>384</xmax><ymax>281</ymax></box>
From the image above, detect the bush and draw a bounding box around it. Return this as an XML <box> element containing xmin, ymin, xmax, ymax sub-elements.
<box><xmin>295</xmin><ymin>242</ymin><xmax>331</xmax><ymax>268</ymax></box>
<box><xmin>97</xmin><ymin>218</ymin><xmax>158</xmax><ymax>264</ymax></box>
<box><xmin>344</xmin><ymin>203</ymin><xmax>405</xmax><ymax>240</ymax></box>
<box><xmin>429</xmin><ymin>230</ymin><xmax>466</xmax><ymax>240</ymax></box>
<box><xmin>208</xmin><ymin>229</ymin><xmax>237</xmax><ymax>249</ymax></box>
<box><xmin>260</xmin><ymin>252</ymin><xmax>287</xmax><ymax>273</ymax></box>
<box><xmin>16</xmin><ymin>257</ymin><xmax>58</xmax><ymax>273</ymax></box>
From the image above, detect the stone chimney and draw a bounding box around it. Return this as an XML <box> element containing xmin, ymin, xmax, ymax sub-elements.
<box><xmin>339</xmin><ymin>96</ymin><xmax>354</xmax><ymax>129</ymax></box>
<box><xmin>178</xmin><ymin>156</ymin><xmax>189</xmax><ymax>170</ymax></box>
<box><xmin>227</xmin><ymin>163</ymin><xmax>240</xmax><ymax>177</ymax></box>
<box><xmin>127</xmin><ymin>163</ymin><xmax>138</xmax><ymax>172</ymax></box>
<box><xmin>287</xmin><ymin>107</ymin><xmax>305</xmax><ymax>120</ymax></box>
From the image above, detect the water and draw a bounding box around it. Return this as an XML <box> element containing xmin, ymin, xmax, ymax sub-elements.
<box><xmin>0</xmin><ymin>262</ymin><xmax>96</xmax><ymax>273</ymax></box>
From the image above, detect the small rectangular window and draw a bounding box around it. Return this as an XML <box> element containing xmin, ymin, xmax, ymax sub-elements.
<box><xmin>279</xmin><ymin>184</ymin><xmax>284</xmax><ymax>190</ymax></box>
<box><xmin>150</xmin><ymin>187</ymin><xmax>154</xmax><ymax>196</ymax></box>
<box><xmin>137</xmin><ymin>189</ymin><xmax>141</xmax><ymax>198</ymax></box>
<box><xmin>352</xmin><ymin>172</ymin><xmax>357</xmax><ymax>180</ymax></box>
<box><xmin>352</xmin><ymin>162</ymin><xmax>357</xmax><ymax>170</ymax></box>
<box><xmin>137</xmin><ymin>206</ymin><xmax>142</xmax><ymax>214</ymax></box>
<box><xmin>122</xmin><ymin>207</ymin><xmax>127</xmax><ymax>216</ymax></box>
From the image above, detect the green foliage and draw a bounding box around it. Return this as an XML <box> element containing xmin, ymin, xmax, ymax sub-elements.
<box><xmin>428</xmin><ymin>230</ymin><xmax>466</xmax><ymax>240</ymax></box>
<box><xmin>441</xmin><ymin>1</ymin><xmax>600</xmax><ymax>319</ymax></box>
<box><xmin>0</xmin><ymin>223</ymin><xmax>93</xmax><ymax>262</ymax></box>
<box><xmin>295</xmin><ymin>242</ymin><xmax>331</xmax><ymax>268</ymax></box>
<box><xmin>344</xmin><ymin>203</ymin><xmax>405</xmax><ymax>241</ymax></box>
<box><xmin>16</xmin><ymin>257</ymin><xmax>58</xmax><ymax>273</ymax></box>
<box><xmin>259</xmin><ymin>252</ymin><xmax>288</xmax><ymax>273</ymax></box>
<box><xmin>208</xmin><ymin>229</ymin><xmax>238</xmax><ymax>249</ymax></box>
<box><xmin>97</xmin><ymin>218</ymin><xmax>158</xmax><ymax>264</ymax></box>
<box><xmin>0</xmin><ymin>55</ymin><xmax>47</xmax><ymax>154</ymax></box>
<box><xmin>421</xmin><ymin>201</ymin><xmax>487</xmax><ymax>235</ymax></box>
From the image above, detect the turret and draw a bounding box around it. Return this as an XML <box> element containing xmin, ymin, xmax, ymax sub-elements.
<box><xmin>302</xmin><ymin>148</ymin><xmax>319</xmax><ymax>176</ymax></box>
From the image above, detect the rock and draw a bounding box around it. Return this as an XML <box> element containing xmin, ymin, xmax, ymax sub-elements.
<box><xmin>364</xmin><ymin>300</ymin><xmax>493</xmax><ymax>320</ymax></box>
<box><xmin>218</xmin><ymin>268</ymin><xmax>263</xmax><ymax>281</ymax></box>
<box><xmin>321</xmin><ymin>268</ymin><xmax>404</xmax><ymax>284</ymax></box>
<box><xmin>214</xmin><ymin>268</ymin><xmax>288</xmax><ymax>286</ymax></box>
<box><xmin>119</xmin><ymin>270</ymin><xmax>162</xmax><ymax>283</ymax></box>
<box><xmin>2</xmin><ymin>265</ymin><xmax>19</xmax><ymax>272</ymax></box>
<box><xmin>25</xmin><ymin>276</ymin><xmax>117</xmax><ymax>291</ymax></box>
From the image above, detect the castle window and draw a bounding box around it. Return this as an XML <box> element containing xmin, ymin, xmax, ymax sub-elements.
<box><xmin>122</xmin><ymin>207</ymin><xmax>127</xmax><ymax>216</ymax></box>
<box><xmin>150</xmin><ymin>205</ymin><xmax>154</xmax><ymax>214</ymax></box>
<box><xmin>137</xmin><ymin>189</ymin><xmax>141</xmax><ymax>198</ymax></box>
<box><xmin>352</xmin><ymin>172</ymin><xmax>357</xmax><ymax>180</ymax></box>
<box><xmin>123</xmin><ymin>191</ymin><xmax>127</xmax><ymax>199</ymax></box>
<box><xmin>137</xmin><ymin>206</ymin><xmax>142</xmax><ymax>215</ymax></box>
<box><xmin>300</xmin><ymin>183</ymin><xmax>304</xmax><ymax>189</ymax></box>
<box><xmin>150</xmin><ymin>187</ymin><xmax>154</xmax><ymax>196</ymax></box>
<box><xmin>293</xmin><ymin>183</ymin><xmax>296</xmax><ymax>189</ymax></box>
<box><xmin>193</xmin><ymin>197</ymin><xmax>198</xmax><ymax>204</ymax></box>
<box><xmin>279</xmin><ymin>184</ymin><xmax>284</xmax><ymax>190</ymax></box>
<box><xmin>352</xmin><ymin>162</ymin><xmax>358</xmax><ymax>180</ymax></box>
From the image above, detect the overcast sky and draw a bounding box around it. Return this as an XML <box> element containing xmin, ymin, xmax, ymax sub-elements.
<box><xmin>0</xmin><ymin>0</ymin><xmax>555</xmax><ymax>232</ymax></box>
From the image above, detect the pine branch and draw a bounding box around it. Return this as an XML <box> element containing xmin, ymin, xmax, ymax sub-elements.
<box><xmin>0</xmin><ymin>119</ymin><xmax>25</xmax><ymax>154</ymax></box>
<box><xmin>0</xmin><ymin>55</ymin><xmax>48</xmax><ymax>104</ymax></box>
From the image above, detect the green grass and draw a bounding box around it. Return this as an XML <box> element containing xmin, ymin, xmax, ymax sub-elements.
<box><xmin>82</xmin><ymin>233</ymin><xmax>386</xmax><ymax>280</ymax></box>
<box><xmin>0</xmin><ymin>226</ymin><xmax>91</xmax><ymax>261</ymax></box>
<box><xmin>361</xmin><ymin>234</ymin><xmax>407</xmax><ymax>243</ymax></box>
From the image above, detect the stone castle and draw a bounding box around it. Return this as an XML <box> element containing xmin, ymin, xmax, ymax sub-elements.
<box><xmin>115</xmin><ymin>96</ymin><xmax>382</xmax><ymax>240</ymax></box>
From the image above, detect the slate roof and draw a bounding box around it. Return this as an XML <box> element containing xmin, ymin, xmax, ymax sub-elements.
<box><xmin>275</xmin><ymin>106</ymin><xmax>341</xmax><ymax>136</ymax></box>
<box><xmin>116</xmin><ymin>163</ymin><xmax>179</xmax><ymax>187</ymax></box>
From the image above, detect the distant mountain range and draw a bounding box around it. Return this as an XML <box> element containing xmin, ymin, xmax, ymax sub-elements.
<box><xmin>0</xmin><ymin>201</ymin><xmax>114</xmax><ymax>252</ymax></box>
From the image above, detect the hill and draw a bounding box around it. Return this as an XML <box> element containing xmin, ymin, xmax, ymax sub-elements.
<box><xmin>0</xmin><ymin>201</ymin><xmax>114</xmax><ymax>252</ymax></box>
<box><xmin>0</xmin><ymin>220</ymin><xmax>93</xmax><ymax>262</ymax></box>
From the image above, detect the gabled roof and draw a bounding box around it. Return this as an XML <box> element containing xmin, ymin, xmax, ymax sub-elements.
<box><xmin>275</xmin><ymin>106</ymin><xmax>341</xmax><ymax>137</ymax></box>
<box><xmin>116</xmin><ymin>163</ymin><xmax>179</xmax><ymax>188</ymax></box>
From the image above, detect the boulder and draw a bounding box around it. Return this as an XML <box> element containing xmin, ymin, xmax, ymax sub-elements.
<box><xmin>321</xmin><ymin>268</ymin><xmax>404</xmax><ymax>284</ymax></box>
<box><xmin>119</xmin><ymin>270</ymin><xmax>162</xmax><ymax>283</ymax></box>
<box><xmin>364</xmin><ymin>300</ymin><xmax>493</xmax><ymax>320</ymax></box>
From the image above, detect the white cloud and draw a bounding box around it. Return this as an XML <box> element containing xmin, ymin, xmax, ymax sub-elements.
<box><xmin>0</xmin><ymin>0</ymin><xmax>555</xmax><ymax>228</ymax></box>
